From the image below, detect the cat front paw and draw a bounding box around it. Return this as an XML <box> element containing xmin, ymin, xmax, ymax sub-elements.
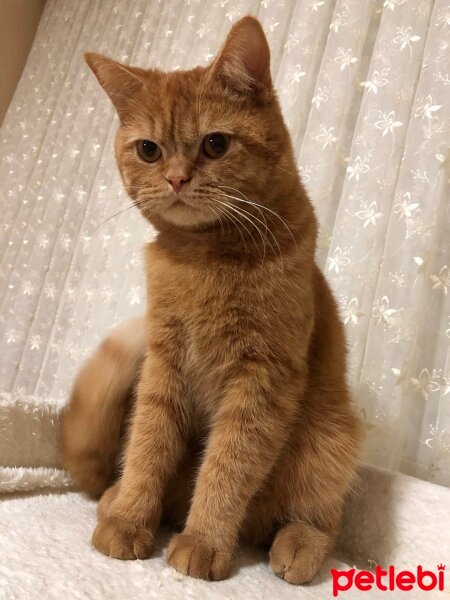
<box><xmin>269</xmin><ymin>522</ymin><xmax>330</xmax><ymax>585</ymax></box>
<box><xmin>92</xmin><ymin>515</ymin><xmax>154</xmax><ymax>560</ymax></box>
<box><xmin>167</xmin><ymin>533</ymin><xmax>232</xmax><ymax>581</ymax></box>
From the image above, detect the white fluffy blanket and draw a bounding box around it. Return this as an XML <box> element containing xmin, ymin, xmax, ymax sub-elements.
<box><xmin>1</xmin><ymin>468</ymin><xmax>449</xmax><ymax>599</ymax></box>
<box><xmin>1</xmin><ymin>393</ymin><xmax>449</xmax><ymax>599</ymax></box>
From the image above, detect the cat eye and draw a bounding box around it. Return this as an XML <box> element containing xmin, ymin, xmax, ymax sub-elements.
<box><xmin>136</xmin><ymin>139</ymin><xmax>162</xmax><ymax>163</ymax></box>
<box><xmin>202</xmin><ymin>133</ymin><xmax>230</xmax><ymax>159</ymax></box>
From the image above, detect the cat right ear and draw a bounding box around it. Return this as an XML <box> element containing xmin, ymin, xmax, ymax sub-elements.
<box><xmin>84</xmin><ymin>53</ymin><xmax>146</xmax><ymax>115</ymax></box>
<box><xmin>211</xmin><ymin>16</ymin><xmax>272</xmax><ymax>99</ymax></box>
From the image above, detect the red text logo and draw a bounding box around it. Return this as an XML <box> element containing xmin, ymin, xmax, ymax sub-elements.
<box><xmin>331</xmin><ymin>564</ymin><xmax>446</xmax><ymax>596</ymax></box>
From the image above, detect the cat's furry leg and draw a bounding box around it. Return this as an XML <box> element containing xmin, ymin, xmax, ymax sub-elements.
<box><xmin>241</xmin><ymin>386</ymin><xmax>361</xmax><ymax>584</ymax></box>
<box><xmin>97</xmin><ymin>448</ymin><xmax>199</xmax><ymax>526</ymax></box>
<box><xmin>92</xmin><ymin>342</ymin><xmax>189</xmax><ymax>560</ymax></box>
<box><xmin>268</xmin><ymin>394</ymin><xmax>360</xmax><ymax>585</ymax></box>
<box><xmin>263</xmin><ymin>276</ymin><xmax>362</xmax><ymax>584</ymax></box>
<box><xmin>167</xmin><ymin>370</ymin><xmax>303</xmax><ymax>581</ymax></box>
<box><xmin>60</xmin><ymin>317</ymin><xmax>146</xmax><ymax>498</ymax></box>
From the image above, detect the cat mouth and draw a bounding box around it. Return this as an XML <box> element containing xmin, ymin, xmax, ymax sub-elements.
<box><xmin>168</xmin><ymin>197</ymin><xmax>199</xmax><ymax>211</ymax></box>
<box><xmin>160</xmin><ymin>195</ymin><xmax>216</xmax><ymax>228</ymax></box>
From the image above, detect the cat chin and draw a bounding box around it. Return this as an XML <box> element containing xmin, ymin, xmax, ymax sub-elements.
<box><xmin>159</xmin><ymin>202</ymin><xmax>217</xmax><ymax>229</ymax></box>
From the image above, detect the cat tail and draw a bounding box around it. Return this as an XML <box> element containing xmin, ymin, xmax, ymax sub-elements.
<box><xmin>60</xmin><ymin>317</ymin><xmax>147</xmax><ymax>498</ymax></box>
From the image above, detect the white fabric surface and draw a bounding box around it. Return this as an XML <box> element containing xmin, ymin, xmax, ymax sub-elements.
<box><xmin>1</xmin><ymin>465</ymin><xmax>449</xmax><ymax>600</ymax></box>
<box><xmin>0</xmin><ymin>0</ymin><xmax>449</xmax><ymax>489</ymax></box>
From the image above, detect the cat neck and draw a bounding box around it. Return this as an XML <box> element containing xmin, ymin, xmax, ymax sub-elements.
<box><xmin>150</xmin><ymin>187</ymin><xmax>316</xmax><ymax>268</ymax></box>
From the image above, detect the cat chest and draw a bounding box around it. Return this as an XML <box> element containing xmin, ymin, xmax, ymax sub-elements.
<box><xmin>150</xmin><ymin>275</ymin><xmax>248</xmax><ymax>346</ymax></box>
<box><xmin>146</xmin><ymin>263</ymin><xmax>271</xmax><ymax>373</ymax></box>
<box><xmin>144</xmin><ymin>246</ymin><xmax>302</xmax><ymax>381</ymax></box>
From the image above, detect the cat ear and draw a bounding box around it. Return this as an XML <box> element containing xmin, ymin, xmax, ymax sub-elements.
<box><xmin>211</xmin><ymin>16</ymin><xmax>272</xmax><ymax>97</ymax></box>
<box><xmin>84</xmin><ymin>53</ymin><xmax>147</xmax><ymax>114</ymax></box>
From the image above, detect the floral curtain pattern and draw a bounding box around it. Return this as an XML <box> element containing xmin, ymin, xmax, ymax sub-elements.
<box><xmin>0</xmin><ymin>0</ymin><xmax>449</xmax><ymax>485</ymax></box>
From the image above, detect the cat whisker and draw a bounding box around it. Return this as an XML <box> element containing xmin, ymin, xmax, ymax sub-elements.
<box><xmin>217</xmin><ymin>185</ymin><xmax>269</xmax><ymax>229</ymax></box>
<box><xmin>216</xmin><ymin>203</ymin><xmax>249</xmax><ymax>253</ymax></box>
<box><xmin>217</xmin><ymin>186</ymin><xmax>296</xmax><ymax>248</ymax></box>
<box><xmin>92</xmin><ymin>204</ymin><xmax>137</xmax><ymax>233</ymax></box>
<box><xmin>90</xmin><ymin>185</ymin><xmax>151</xmax><ymax>201</ymax></box>
<box><xmin>217</xmin><ymin>194</ymin><xmax>285</xmax><ymax>268</ymax></box>
<box><xmin>275</xmin><ymin>165</ymin><xmax>298</xmax><ymax>178</ymax></box>
<box><xmin>206</xmin><ymin>203</ymin><xmax>227</xmax><ymax>237</ymax></box>
<box><xmin>216</xmin><ymin>198</ymin><xmax>266</xmax><ymax>262</ymax></box>
<box><xmin>92</xmin><ymin>197</ymin><xmax>150</xmax><ymax>233</ymax></box>
<box><xmin>141</xmin><ymin>203</ymin><xmax>157</xmax><ymax>221</ymax></box>
<box><xmin>216</xmin><ymin>198</ymin><xmax>272</xmax><ymax>264</ymax></box>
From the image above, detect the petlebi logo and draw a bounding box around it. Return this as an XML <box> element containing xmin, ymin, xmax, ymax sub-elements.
<box><xmin>331</xmin><ymin>564</ymin><xmax>446</xmax><ymax>596</ymax></box>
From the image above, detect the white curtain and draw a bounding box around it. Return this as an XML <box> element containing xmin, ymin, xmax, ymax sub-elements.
<box><xmin>1</xmin><ymin>0</ymin><xmax>449</xmax><ymax>487</ymax></box>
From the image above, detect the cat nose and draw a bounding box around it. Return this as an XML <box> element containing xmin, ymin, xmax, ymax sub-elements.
<box><xmin>165</xmin><ymin>174</ymin><xmax>190</xmax><ymax>194</ymax></box>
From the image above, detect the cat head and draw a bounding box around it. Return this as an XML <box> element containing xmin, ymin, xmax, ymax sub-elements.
<box><xmin>86</xmin><ymin>16</ymin><xmax>297</xmax><ymax>233</ymax></box>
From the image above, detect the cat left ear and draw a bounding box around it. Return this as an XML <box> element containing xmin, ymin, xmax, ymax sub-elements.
<box><xmin>84</xmin><ymin>53</ymin><xmax>147</xmax><ymax>115</ymax></box>
<box><xmin>211</xmin><ymin>16</ymin><xmax>272</xmax><ymax>98</ymax></box>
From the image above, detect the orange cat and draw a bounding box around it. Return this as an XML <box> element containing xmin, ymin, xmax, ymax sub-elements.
<box><xmin>61</xmin><ymin>16</ymin><xmax>362</xmax><ymax>585</ymax></box>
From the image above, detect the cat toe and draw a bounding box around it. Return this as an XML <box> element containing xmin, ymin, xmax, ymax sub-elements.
<box><xmin>92</xmin><ymin>515</ymin><xmax>154</xmax><ymax>560</ymax></box>
<box><xmin>167</xmin><ymin>533</ymin><xmax>231</xmax><ymax>581</ymax></box>
<box><xmin>269</xmin><ymin>522</ymin><xmax>330</xmax><ymax>585</ymax></box>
